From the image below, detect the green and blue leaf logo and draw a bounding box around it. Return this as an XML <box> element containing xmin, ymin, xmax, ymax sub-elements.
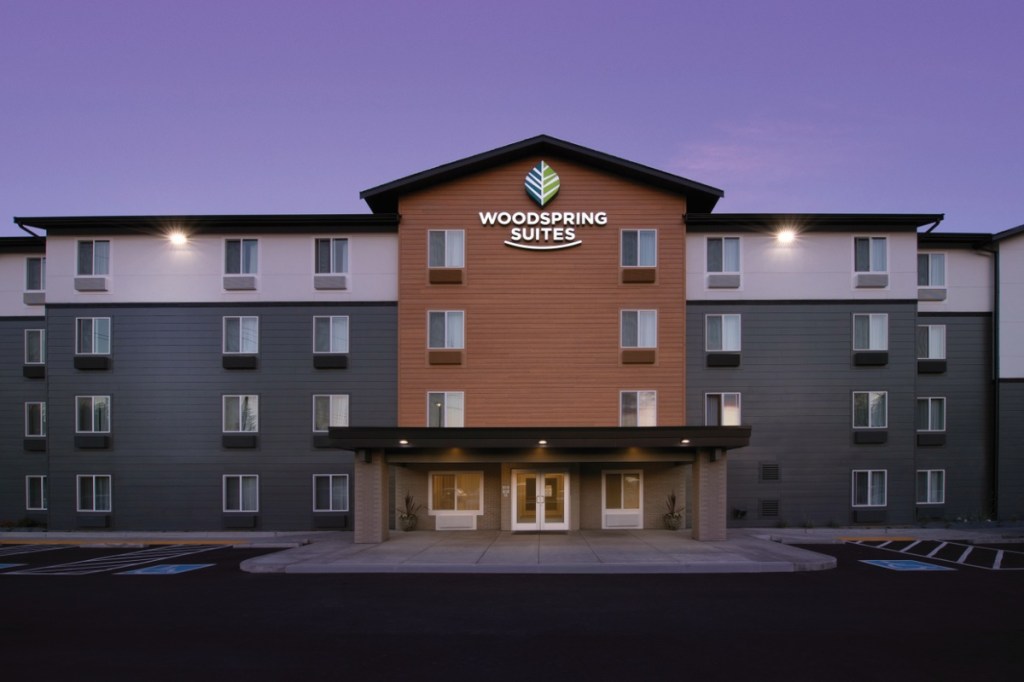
<box><xmin>525</xmin><ymin>161</ymin><xmax>560</xmax><ymax>207</ymax></box>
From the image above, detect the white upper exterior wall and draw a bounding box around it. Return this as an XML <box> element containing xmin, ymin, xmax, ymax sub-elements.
<box><xmin>685</xmin><ymin>231</ymin><xmax>919</xmax><ymax>300</ymax></box>
<box><xmin>44</xmin><ymin>232</ymin><xmax>398</xmax><ymax>304</ymax></box>
<box><xmin>999</xmin><ymin>234</ymin><xmax>1024</xmax><ymax>378</ymax></box>
<box><xmin>917</xmin><ymin>247</ymin><xmax>993</xmax><ymax>313</ymax></box>
<box><xmin>0</xmin><ymin>251</ymin><xmax>44</xmax><ymax>317</ymax></box>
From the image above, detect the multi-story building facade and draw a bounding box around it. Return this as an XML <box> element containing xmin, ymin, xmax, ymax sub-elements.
<box><xmin>1</xmin><ymin>136</ymin><xmax>1020</xmax><ymax>539</ymax></box>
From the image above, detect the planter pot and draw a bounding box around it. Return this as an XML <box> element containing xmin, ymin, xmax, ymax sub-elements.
<box><xmin>398</xmin><ymin>515</ymin><xmax>418</xmax><ymax>531</ymax></box>
<box><xmin>663</xmin><ymin>514</ymin><xmax>682</xmax><ymax>530</ymax></box>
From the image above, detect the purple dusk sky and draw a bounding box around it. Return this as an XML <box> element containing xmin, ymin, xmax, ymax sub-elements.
<box><xmin>1</xmin><ymin>0</ymin><xmax>1020</xmax><ymax>237</ymax></box>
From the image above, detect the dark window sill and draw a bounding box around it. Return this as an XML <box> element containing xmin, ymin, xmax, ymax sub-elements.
<box><xmin>706</xmin><ymin>352</ymin><xmax>741</xmax><ymax>367</ymax></box>
<box><xmin>313</xmin><ymin>354</ymin><xmax>348</xmax><ymax>369</ymax></box>
<box><xmin>621</xmin><ymin>349</ymin><xmax>656</xmax><ymax>364</ymax></box>
<box><xmin>853</xmin><ymin>430</ymin><xmax>887</xmax><ymax>444</ymax></box>
<box><xmin>853</xmin><ymin>351</ymin><xmax>888</xmax><ymax>366</ymax></box>
<box><xmin>223</xmin><ymin>434</ymin><xmax>258</xmax><ymax>449</ymax></box>
<box><xmin>429</xmin><ymin>269</ymin><xmax>464</xmax><ymax>284</ymax></box>
<box><xmin>223</xmin><ymin>355</ymin><xmax>259</xmax><ymax>369</ymax></box>
<box><xmin>23</xmin><ymin>438</ymin><xmax>47</xmax><ymax>452</ymax></box>
<box><xmin>918</xmin><ymin>359</ymin><xmax>947</xmax><ymax>374</ymax></box>
<box><xmin>621</xmin><ymin>268</ymin><xmax>656</xmax><ymax>284</ymax></box>
<box><xmin>23</xmin><ymin>365</ymin><xmax>45</xmax><ymax>379</ymax></box>
<box><xmin>75</xmin><ymin>356</ymin><xmax>111</xmax><ymax>370</ymax></box>
<box><xmin>429</xmin><ymin>349</ymin><xmax>464</xmax><ymax>365</ymax></box>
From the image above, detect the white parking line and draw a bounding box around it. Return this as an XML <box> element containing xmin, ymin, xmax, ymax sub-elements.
<box><xmin>5</xmin><ymin>545</ymin><xmax>222</xmax><ymax>576</ymax></box>
<box><xmin>926</xmin><ymin>542</ymin><xmax>948</xmax><ymax>557</ymax></box>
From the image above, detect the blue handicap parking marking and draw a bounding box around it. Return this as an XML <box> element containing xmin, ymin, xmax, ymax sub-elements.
<box><xmin>117</xmin><ymin>563</ymin><xmax>214</xmax><ymax>575</ymax></box>
<box><xmin>861</xmin><ymin>559</ymin><xmax>955</xmax><ymax>571</ymax></box>
<box><xmin>0</xmin><ymin>563</ymin><xmax>26</xmax><ymax>570</ymax></box>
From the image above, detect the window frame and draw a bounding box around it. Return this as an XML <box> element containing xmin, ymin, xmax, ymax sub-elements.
<box><xmin>223</xmin><ymin>316</ymin><xmax>260</xmax><ymax>354</ymax></box>
<box><xmin>428</xmin><ymin>230</ymin><xmax>466</xmax><ymax>268</ymax></box>
<box><xmin>25</xmin><ymin>401</ymin><xmax>46</xmax><ymax>437</ymax></box>
<box><xmin>77</xmin><ymin>474</ymin><xmax>112</xmax><ymax>512</ymax></box>
<box><xmin>24</xmin><ymin>329</ymin><xmax>45</xmax><ymax>365</ymax></box>
<box><xmin>312</xmin><ymin>394</ymin><xmax>350</xmax><ymax>433</ymax></box>
<box><xmin>620</xmin><ymin>309</ymin><xmax>657</xmax><ymax>349</ymax></box>
<box><xmin>428</xmin><ymin>471</ymin><xmax>484</xmax><ymax>515</ymax></box>
<box><xmin>224</xmin><ymin>238</ymin><xmax>259</xmax><ymax>275</ymax></box>
<box><xmin>916</xmin><ymin>469</ymin><xmax>946</xmax><ymax>505</ymax></box>
<box><xmin>315</xmin><ymin>237</ymin><xmax>349</xmax><ymax>274</ymax></box>
<box><xmin>852</xmin><ymin>313</ymin><xmax>889</xmax><ymax>351</ymax></box>
<box><xmin>854</xmin><ymin>236</ymin><xmax>888</xmax><ymax>274</ymax></box>
<box><xmin>917</xmin><ymin>325</ymin><xmax>947</xmax><ymax>360</ymax></box>
<box><xmin>602</xmin><ymin>470</ymin><xmax>643</xmax><ymax>512</ymax></box>
<box><xmin>222</xmin><ymin>395</ymin><xmax>259</xmax><ymax>433</ymax></box>
<box><xmin>619</xmin><ymin>390</ymin><xmax>657</xmax><ymax>427</ymax></box>
<box><xmin>852</xmin><ymin>469</ymin><xmax>887</xmax><ymax>508</ymax></box>
<box><xmin>77</xmin><ymin>240</ymin><xmax>110</xmax><ymax>276</ymax></box>
<box><xmin>705</xmin><ymin>392</ymin><xmax>742</xmax><ymax>426</ymax></box>
<box><xmin>427</xmin><ymin>310</ymin><xmax>465</xmax><ymax>350</ymax></box>
<box><xmin>706</xmin><ymin>313</ymin><xmax>742</xmax><ymax>352</ymax></box>
<box><xmin>852</xmin><ymin>391</ymin><xmax>888</xmax><ymax>429</ymax></box>
<box><xmin>75</xmin><ymin>317</ymin><xmax>111</xmax><ymax>355</ymax></box>
<box><xmin>707</xmin><ymin>236</ymin><xmax>740</xmax><ymax>274</ymax></box>
<box><xmin>223</xmin><ymin>474</ymin><xmax>259</xmax><ymax>513</ymax></box>
<box><xmin>26</xmin><ymin>475</ymin><xmax>48</xmax><ymax>511</ymax></box>
<box><xmin>621</xmin><ymin>229</ymin><xmax>657</xmax><ymax>268</ymax></box>
<box><xmin>918</xmin><ymin>252</ymin><xmax>947</xmax><ymax>287</ymax></box>
<box><xmin>25</xmin><ymin>256</ymin><xmax>45</xmax><ymax>291</ymax></box>
<box><xmin>312</xmin><ymin>315</ymin><xmax>350</xmax><ymax>354</ymax></box>
<box><xmin>312</xmin><ymin>474</ymin><xmax>350</xmax><ymax>512</ymax></box>
<box><xmin>916</xmin><ymin>396</ymin><xmax>947</xmax><ymax>432</ymax></box>
<box><xmin>75</xmin><ymin>396</ymin><xmax>111</xmax><ymax>434</ymax></box>
<box><xmin>427</xmin><ymin>391</ymin><xmax>465</xmax><ymax>427</ymax></box>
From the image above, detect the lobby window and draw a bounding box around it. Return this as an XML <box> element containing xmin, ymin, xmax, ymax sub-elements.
<box><xmin>77</xmin><ymin>475</ymin><xmax>112</xmax><ymax>512</ymax></box>
<box><xmin>429</xmin><ymin>471</ymin><xmax>483</xmax><ymax>513</ymax></box>
<box><xmin>315</xmin><ymin>238</ymin><xmax>349</xmax><ymax>274</ymax></box>
<box><xmin>707</xmin><ymin>237</ymin><xmax>740</xmax><ymax>273</ymax></box>
<box><xmin>26</xmin><ymin>476</ymin><xmax>47</xmax><ymax>511</ymax></box>
<box><xmin>916</xmin><ymin>470</ymin><xmax>945</xmax><ymax>505</ymax></box>
<box><xmin>853</xmin><ymin>314</ymin><xmax>888</xmax><ymax>351</ymax></box>
<box><xmin>622</xmin><ymin>229</ymin><xmax>657</xmax><ymax>267</ymax></box>
<box><xmin>917</xmin><ymin>325</ymin><xmax>947</xmax><ymax>359</ymax></box>
<box><xmin>76</xmin><ymin>396</ymin><xmax>110</xmax><ymax>433</ymax></box>
<box><xmin>313</xmin><ymin>316</ymin><xmax>350</xmax><ymax>353</ymax></box>
<box><xmin>620</xmin><ymin>391</ymin><xmax>657</xmax><ymax>427</ymax></box>
<box><xmin>313</xmin><ymin>474</ymin><xmax>349</xmax><ymax>512</ymax></box>
<box><xmin>77</xmin><ymin>240</ymin><xmax>110</xmax><ymax>276</ymax></box>
<box><xmin>25</xmin><ymin>257</ymin><xmax>45</xmax><ymax>291</ymax></box>
<box><xmin>854</xmin><ymin>237</ymin><xmax>887</xmax><ymax>273</ymax></box>
<box><xmin>225</xmin><ymin>239</ymin><xmax>258</xmax><ymax>275</ymax></box>
<box><xmin>706</xmin><ymin>314</ymin><xmax>741</xmax><ymax>352</ymax></box>
<box><xmin>852</xmin><ymin>470</ymin><xmax>886</xmax><ymax>507</ymax></box>
<box><xmin>428</xmin><ymin>230</ymin><xmax>465</xmax><ymax>268</ymax></box>
<box><xmin>621</xmin><ymin>310</ymin><xmax>657</xmax><ymax>348</ymax></box>
<box><xmin>916</xmin><ymin>397</ymin><xmax>946</xmax><ymax>432</ymax></box>
<box><xmin>603</xmin><ymin>471</ymin><xmax>642</xmax><ymax>512</ymax></box>
<box><xmin>223</xmin><ymin>475</ymin><xmax>259</xmax><ymax>512</ymax></box>
<box><xmin>223</xmin><ymin>395</ymin><xmax>258</xmax><ymax>433</ymax></box>
<box><xmin>24</xmin><ymin>329</ymin><xmax>45</xmax><ymax>365</ymax></box>
<box><xmin>918</xmin><ymin>253</ymin><xmax>946</xmax><ymax>287</ymax></box>
<box><xmin>313</xmin><ymin>394</ymin><xmax>350</xmax><ymax>432</ymax></box>
<box><xmin>428</xmin><ymin>392</ymin><xmax>464</xmax><ymax>427</ymax></box>
<box><xmin>76</xmin><ymin>317</ymin><xmax>111</xmax><ymax>355</ymax></box>
<box><xmin>853</xmin><ymin>391</ymin><xmax>887</xmax><ymax>429</ymax></box>
<box><xmin>223</xmin><ymin>316</ymin><xmax>259</xmax><ymax>354</ymax></box>
<box><xmin>25</xmin><ymin>402</ymin><xmax>46</xmax><ymax>437</ymax></box>
<box><xmin>706</xmin><ymin>393</ymin><xmax>741</xmax><ymax>426</ymax></box>
<box><xmin>428</xmin><ymin>311</ymin><xmax>464</xmax><ymax>349</ymax></box>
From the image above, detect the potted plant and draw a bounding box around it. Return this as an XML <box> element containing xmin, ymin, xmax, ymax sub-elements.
<box><xmin>397</xmin><ymin>492</ymin><xmax>422</xmax><ymax>531</ymax></box>
<box><xmin>663</xmin><ymin>492</ymin><xmax>683</xmax><ymax>530</ymax></box>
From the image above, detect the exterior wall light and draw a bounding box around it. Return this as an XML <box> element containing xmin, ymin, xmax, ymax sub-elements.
<box><xmin>168</xmin><ymin>231</ymin><xmax>188</xmax><ymax>245</ymax></box>
<box><xmin>776</xmin><ymin>229</ymin><xmax>796</xmax><ymax>244</ymax></box>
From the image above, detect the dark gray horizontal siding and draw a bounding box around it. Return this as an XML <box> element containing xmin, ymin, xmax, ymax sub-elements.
<box><xmin>998</xmin><ymin>382</ymin><xmax>1024</xmax><ymax>520</ymax></box>
<box><xmin>43</xmin><ymin>304</ymin><xmax>395</xmax><ymax>531</ymax></box>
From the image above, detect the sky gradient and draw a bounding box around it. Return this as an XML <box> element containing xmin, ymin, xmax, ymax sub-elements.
<box><xmin>2</xmin><ymin>0</ymin><xmax>1020</xmax><ymax>237</ymax></box>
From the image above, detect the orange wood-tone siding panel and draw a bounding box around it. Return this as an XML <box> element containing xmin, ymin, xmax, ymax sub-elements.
<box><xmin>397</xmin><ymin>157</ymin><xmax>687</xmax><ymax>427</ymax></box>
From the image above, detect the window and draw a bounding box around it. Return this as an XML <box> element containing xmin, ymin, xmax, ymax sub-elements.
<box><xmin>853</xmin><ymin>314</ymin><xmax>888</xmax><ymax>351</ymax></box>
<box><xmin>76</xmin><ymin>317</ymin><xmax>111</xmax><ymax>355</ymax></box>
<box><xmin>706</xmin><ymin>314</ymin><xmax>741</xmax><ymax>352</ymax></box>
<box><xmin>620</xmin><ymin>391</ymin><xmax>657</xmax><ymax>426</ymax></box>
<box><xmin>223</xmin><ymin>475</ymin><xmax>258</xmax><ymax>512</ymax></box>
<box><xmin>26</xmin><ymin>257</ymin><xmax>45</xmax><ymax>291</ymax></box>
<box><xmin>26</xmin><ymin>476</ymin><xmax>47</xmax><ymax>511</ymax></box>
<box><xmin>315</xmin><ymin>238</ymin><xmax>349</xmax><ymax>274</ymax></box>
<box><xmin>707</xmin><ymin>237</ymin><xmax>740</xmax><ymax>273</ymax></box>
<box><xmin>621</xmin><ymin>310</ymin><xmax>657</xmax><ymax>348</ymax></box>
<box><xmin>854</xmin><ymin>237</ymin><xmax>887</xmax><ymax>273</ymax></box>
<box><xmin>604</xmin><ymin>472</ymin><xmax>641</xmax><ymax>511</ymax></box>
<box><xmin>429</xmin><ymin>472</ymin><xmax>483</xmax><ymax>513</ymax></box>
<box><xmin>225</xmin><ymin>239</ymin><xmax>258</xmax><ymax>274</ymax></box>
<box><xmin>852</xmin><ymin>470</ymin><xmax>887</xmax><ymax>507</ymax></box>
<box><xmin>916</xmin><ymin>470</ymin><xmax>945</xmax><ymax>504</ymax></box>
<box><xmin>853</xmin><ymin>391</ymin><xmax>887</xmax><ymax>428</ymax></box>
<box><xmin>918</xmin><ymin>253</ymin><xmax>946</xmax><ymax>287</ymax></box>
<box><xmin>76</xmin><ymin>396</ymin><xmax>110</xmax><ymax>433</ymax></box>
<box><xmin>223</xmin><ymin>395</ymin><xmax>258</xmax><ymax>433</ymax></box>
<box><xmin>917</xmin><ymin>325</ymin><xmax>946</xmax><ymax>359</ymax></box>
<box><xmin>428</xmin><ymin>311</ymin><xmax>464</xmax><ymax>349</ymax></box>
<box><xmin>622</xmin><ymin>230</ymin><xmax>656</xmax><ymax>267</ymax></box>
<box><xmin>77</xmin><ymin>475</ymin><xmax>112</xmax><ymax>512</ymax></box>
<box><xmin>313</xmin><ymin>395</ymin><xmax>350</xmax><ymax>432</ymax></box>
<box><xmin>77</xmin><ymin>240</ymin><xmax>110</xmax><ymax>276</ymax></box>
<box><xmin>706</xmin><ymin>393</ymin><xmax>741</xmax><ymax>426</ymax></box>
<box><xmin>428</xmin><ymin>392</ymin><xmax>464</xmax><ymax>427</ymax></box>
<box><xmin>24</xmin><ymin>329</ymin><xmax>45</xmax><ymax>365</ymax></box>
<box><xmin>916</xmin><ymin>397</ymin><xmax>946</xmax><ymax>432</ymax></box>
<box><xmin>428</xmin><ymin>230</ymin><xmax>465</xmax><ymax>268</ymax></box>
<box><xmin>25</xmin><ymin>402</ymin><xmax>46</xmax><ymax>437</ymax></box>
<box><xmin>313</xmin><ymin>474</ymin><xmax>349</xmax><ymax>512</ymax></box>
<box><xmin>313</xmin><ymin>316</ymin><xmax>349</xmax><ymax>353</ymax></box>
<box><xmin>223</xmin><ymin>316</ymin><xmax>259</xmax><ymax>354</ymax></box>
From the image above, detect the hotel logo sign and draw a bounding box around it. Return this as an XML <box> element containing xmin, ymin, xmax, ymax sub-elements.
<box><xmin>478</xmin><ymin>160</ymin><xmax>607</xmax><ymax>251</ymax></box>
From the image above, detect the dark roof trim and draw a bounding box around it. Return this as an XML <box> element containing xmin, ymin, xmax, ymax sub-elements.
<box><xmin>327</xmin><ymin>425</ymin><xmax>751</xmax><ymax>453</ymax></box>
<box><xmin>686</xmin><ymin>213</ymin><xmax>945</xmax><ymax>233</ymax></box>
<box><xmin>994</xmin><ymin>223</ymin><xmax>1024</xmax><ymax>242</ymax></box>
<box><xmin>918</xmin><ymin>232</ymin><xmax>994</xmax><ymax>249</ymax></box>
<box><xmin>0</xmin><ymin>236</ymin><xmax>46</xmax><ymax>253</ymax></box>
<box><xmin>14</xmin><ymin>214</ymin><xmax>399</xmax><ymax>236</ymax></box>
<box><xmin>360</xmin><ymin>135</ymin><xmax>724</xmax><ymax>214</ymax></box>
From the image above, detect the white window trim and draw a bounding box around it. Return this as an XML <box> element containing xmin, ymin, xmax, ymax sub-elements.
<box><xmin>851</xmin><ymin>469</ymin><xmax>887</xmax><ymax>508</ymax></box>
<box><xmin>222</xmin><ymin>474</ymin><xmax>259</xmax><ymax>512</ymax></box>
<box><xmin>222</xmin><ymin>395</ymin><xmax>259</xmax><ymax>433</ymax></box>
<box><xmin>315</xmin><ymin>237</ymin><xmax>349</xmax><ymax>274</ymax></box>
<box><xmin>601</xmin><ymin>469</ymin><xmax>644</xmax><ymax>513</ymax></box>
<box><xmin>854</xmin><ymin>236</ymin><xmax>888</xmax><ymax>274</ymax></box>
<box><xmin>312</xmin><ymin>474</ymin><xmax>350</xmax><ymax>512</ymax></box>
<box><xmin>852</xmin><ymin>313</ymin><xmax>889</xmax><ymax>351</ymax></box>
<box><xmin>222</xmin><ymin>316</ymin><xmax>259</xmax><ymax>354</ymax></box>
<box><xmin>25</xmin><ymin>401</ymin><xmax>46</xmax><ymax>437</ymax></box>
<box><xmin>428</xmin><ymin>470</ymin><xmax>484</xmax><ymax>515</ymax></box>
<box><xmin>621</xmin><ymin>229</ymin><xmax>657</xmax><ymax>268</ymax></box>
<box><xmin>705</xmin><ymin>392</ymin><xmax>742</xmax><ymax>426</ymax></box>
<box><xmin>24</xmin><ymin>329</ymin><xmax>45</xmax><ymax>365</ymax></box>
<box><xmin>26</xmin><ymin>475</ymin><xmax>47</xmax><ymax>511</ymax></box>
<box><xmin>916</xmin><ymin>469</ymin><xmax>946</xmax><ymax>505</ymax></box>
<box><xmin>427</xmin><ymin>310</ymin><xmax>465</xmax><ymax>350</ymax></box>
<box><xmin>706</xmin><ymin>236</ymin><xmax>741</xmax><ymax>274</ymax></box>
<box><xmin>312</xmin><ymin>394</ymin><xmax>350</xmax><ymax>432</ymax></box>
<box><xmin>918</xmin><ymin>252</ymin><xmax>947</xmax><ymax>287</ymax></box>
<box><xmin>917</xmin><ymin>324</ymin><xmax>947</xmax><ymax>360</ymax></box>
<box><xmin>312</xmin><ymin>315</ymin><xmax>350</xmax><ymax>354</ymax></box>
<box><xmin>75</xmin><ymin>317</ymin><xmax>111</xmax><ymax>356</ymax></box>
<box><xmin>76</xmin><ymin>474</ymin><xmax>112</xmax><ymax>512</ymax></box>
<box><xmin>25</xmin><ymin>256</ymin><xmax>45</xmax><ymax>292</ymax></box>
<box><xmin>705</xmin><ymin>313</ymin><xmax>742</xmax><ymax>352</ymax></box>
<box><xmin>428</xmin><ymin>229</ymin><xmax>466</xmax><ymax>268</ymax></box>
<box><xmin>75</xmin><ymin>396</ymin><xmax>111</xmax><ymax>434</ymax></box>
<box><xmin>224</xmin><ymin>238</ymin><xmax>259</xmax><ymax>275</ymax></box>
<box><xmin>619</xmin><ymin>390</ymin><xmax>657</xmax><ymax>427</ymax></box>
<box><xmin>917</xmin><ymin>396</ymin><xmax>947</xmax><ymax>432</ymax></box>
<box><xmin>852</xmin><ymin>391</ymin><xmax>888</xmax><ymax>429</ymax></box>
<box><xmin>427</xmin><ymin>391</ymin><xmax>465</xmax><ymax>427</ymax></box>
<box><xmin>77</xmin><ymin>240</ymin><xmax>111</xmax><ymax>276</ymax></box>
<box><xmin>620</xmin><ymin>309</ymin><xmax>658</xmax><ymax>349</ymax></box>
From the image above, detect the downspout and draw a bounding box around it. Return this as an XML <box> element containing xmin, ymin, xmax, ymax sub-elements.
<box><xmin>924</xmin><ymin>217</ymin><xmax>944</xmax><ymax>233</ymax></box>
<box><xmin>14</xmin><ymin>220</ymin><xmax>42</xmax><ymax>238</ymax></box>
<box><xmin>991</xmin><ymin>243</ymin><xmax>1000</xmax><ymax>519</ymax></box>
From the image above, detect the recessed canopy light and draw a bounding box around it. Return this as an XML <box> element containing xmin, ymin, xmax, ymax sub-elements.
<box><xmin>538</xmin><ymin>439</ymin><xmax>548</xmax><ymax>446</ymax></box>
<box><xmin>398</xmin><ymin>439</ymin><xmax>409</xmax><ymax>445</ymax></box>
<box><xmin>681</xmin><ymin>439</ymin><xmax>691</xmax><ymax>445</ymax></box>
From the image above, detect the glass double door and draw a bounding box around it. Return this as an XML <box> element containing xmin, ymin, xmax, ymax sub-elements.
<box><xmin>512</xmin><ymin>470</ymin><xmax>569</xmax><ymax>531</ymax></box>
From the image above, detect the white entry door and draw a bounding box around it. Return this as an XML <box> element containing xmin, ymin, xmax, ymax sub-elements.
<box><xmin>512</xmin><ymin>470</ymin><xmax>569</xmax><ymax>531</ymax></box>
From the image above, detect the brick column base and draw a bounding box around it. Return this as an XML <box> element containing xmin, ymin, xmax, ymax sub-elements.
<box><xmin>353</xmin><ymin>450</ymin><xmax>389</xmax><ymax>544</ymax></box>
<box><xmin>692</xmin><ymin>449</ymin><xmax>727</xmax><ymax>541</ymax></box>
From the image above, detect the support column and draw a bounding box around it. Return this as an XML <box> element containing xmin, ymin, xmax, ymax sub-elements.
<box><xmin>692</xmin><ymin>449</ymin><xmax>728</xmax><ymax>541</ymax></box>
<box><xmin>354</xmin><ymin>449</ymin><xmax>389</xmax><ymax>544</ymax></box>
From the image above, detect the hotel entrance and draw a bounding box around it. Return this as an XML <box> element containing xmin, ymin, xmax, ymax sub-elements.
<box><xmin>512</xmin><ymin>470</ymin><xmax>569</xmax><ymax>531</ymax></box>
